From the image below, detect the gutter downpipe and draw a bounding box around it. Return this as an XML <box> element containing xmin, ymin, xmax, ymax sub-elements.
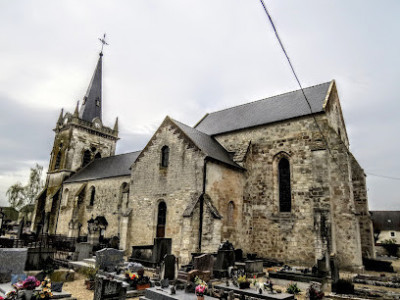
<box><xmin>198</xmin><ymin>158</ymin><xmax>208</xmax><ymax>252</ymax></box>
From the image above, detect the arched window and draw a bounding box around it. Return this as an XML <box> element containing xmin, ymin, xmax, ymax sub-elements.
<box><xmin>227</xmin><ymin>201</ymin><xmax>235</xmax><ymax>226</ymax></box>
<box><xmin>54</xmin><ymin>152</ymin><xmax>62</xmax><ymax>170</ymax></box>
<box><xmin>161</xmin><ymin>146</ymin><xmax>169</xmax><ymax>167</ymax></box>
<box><xmin>278</xmin><ymin>157</ymin><xmax>291</xmax><ymax>212</ymax></box>
<box><xmin>156</xmin><ymin>201</ymin><xmax>167</xmax><ymax>238</ymax></box>
<box><xmin>82</xmin><ymin>150</ymin><xmax>91</xmax><ymax>167</ymax></box>
<box><xmin>89</xmin><ymin>187</ymin><xmax>95</xmax><ymax>206</ymax></box>
<box><xmin>95</xmin><ymin>152</ymin><xmax>102</xmax><ymax>159</ymax></box>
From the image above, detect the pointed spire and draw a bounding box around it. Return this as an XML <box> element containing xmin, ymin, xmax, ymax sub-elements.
<box><xmin>79</xmin><ymin>54</ymin><xmax>102</xmax><ymax>122</ymax></box>
<box><xmin>113</xmin><ymin>117</ymin><xmax>119</xmax><ymax>132</ymax></box>
<box><xmin>57</xmin><ymin>108</ymin><xmax>64</xmax><ymax>125</ymax></box>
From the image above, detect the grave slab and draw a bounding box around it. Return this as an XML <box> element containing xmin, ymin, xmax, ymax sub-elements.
<box><xmin>214</xmin><ymin>283</ymin><xmax>295</xmax><ymax>300</ymax></box>
<box><xmin>140</xmin><ymin>287</ymin><xmax>218</xmax><ymax>300</ymax></box>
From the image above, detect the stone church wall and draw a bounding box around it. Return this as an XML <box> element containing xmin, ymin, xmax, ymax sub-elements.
<box><xmin>128</xmin><ymin>120</ymin><xmax>206</xmax><ymax>263</ymax></box>
<box><xmin>205</xmin><ymin>162</ymin><xmax>246</xmax><ymax>251</ymax></box>
<box><xmin>65</xmin><ymin>126</ymin><xmax>116</xmax><ymax>172</ymax></box>
<box><xmin>214</xmin><ymin>110</ymin><xmax>363</xmax><ymax>269</ymax></box>
<box><xmin>351</xmin><ymin>154</ymin><xmax>376</xmax><ymax>258</ymax></box>
<box><xmin>56</xmin><ymin>176</ymin><xmax>129</xmax><ymax>238</ymax></box>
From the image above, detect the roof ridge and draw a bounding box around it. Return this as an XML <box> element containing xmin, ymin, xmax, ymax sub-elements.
<box><xmin>95</xmin><ymin>150</ymin><xmax>142</xmax><ymax>161</ymax></box>
<box><xmin>196</xmin><ymin>81</ymin><xmax>332</xmax><ymax>121</ymax></box>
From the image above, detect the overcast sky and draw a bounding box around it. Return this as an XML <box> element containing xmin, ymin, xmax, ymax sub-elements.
<box><xmin>0</xmin><ymin>0</ymin><xmax>399</xmax><ymax>210</ymax></box>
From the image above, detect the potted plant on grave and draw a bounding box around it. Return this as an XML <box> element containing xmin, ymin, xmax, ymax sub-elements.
<box><xmin>83</xmin><ymin>266</ymin><xmax>98</xmax><ymax>290</ymax></box>
<box><xmin>124</xmin><ymin>270</ymin><xmax>150</xmax><ymax>290</ymax></box>
<box><xmin>237</xmin><ymin>275</ymin><xmax>250</xmax><ymax>289</ymax></box>
<box><xmin>35</xmin><ymin>278</ymin><xmax>54</xmax><ymax>300</ymax></box>
<box><xmin>194</xmin><ymin>276</ymin><xmax>208</xmax><ymax>300</ymax></box>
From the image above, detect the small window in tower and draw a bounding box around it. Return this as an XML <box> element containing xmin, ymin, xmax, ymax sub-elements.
<box><xmin>161</xmin><ymin>146</ymin><xmax>169</xmax><ymax>167</ymax></box>
<box><xmin>96</xmin><ymin>97</ymin><xmax>100</xmax><ymax>107</ymax></box>
<box><xmin>391</xmin><ymin>232</ymin><xmax>395</xmax><ymax>237</ymax></box>
<box><xmin>82</xmin><ymin>150</ymin><xmax>91</xmax><ymax>167</ymax></box>
<box><xmin>54</xmin><ymin>152</ymin><xmax>62</xmax><ymax>170</ymax></box>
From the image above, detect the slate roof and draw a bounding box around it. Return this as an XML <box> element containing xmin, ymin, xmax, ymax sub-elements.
<box><xmin>79</xmin><ymin>54</ymin><xmax>103</xmax><ymax>122</ymax></box>
<box><xmin>370</xmin><ymin>211</ymin><xmax>400</xmax><ymax>231</ymax></box>
<box><xmin>65</xmin><ymin>151</ymin><xmax>141</xmax><ymax>183</ymax></box>
<box><xmin>195</xmin><ymin>81</ymin><xmax>332</xmax><ymax>135</ymax></box>
<box><xmin>170</xmin><ymin>118</ymin><xmax>242</xmax><ymax>169</ymax></box>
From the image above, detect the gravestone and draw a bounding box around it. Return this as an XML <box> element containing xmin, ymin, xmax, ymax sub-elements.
<box><xmin>234</xmin><ymin>249</ymin><xmax>243</xmax><ymax>262</ymax></box>
<box><xmin>245</xmin><ymin>260</ymin><xmax>264</xmax><ymax>276</ymax></box>
<box><xmin>96</xmin><ymin>248</ymin><xmax>124</xmax><ymax>272</ymax></box>
<box><xmin>317</xmin><ymin>257</ymin><xmax>328</xmax><ymax>278</ymax></box>
<box><xmin>94</xmin><ymin>275</ymin><xmax>127</xmax><ymax>300</ymax></box>
<box><xmin>0</xmin><ymin>248</ymin><xmax>28</xmax><ymax>281</ymax></box>
<box><xmin>162</xmin><ymin>254</ymin><xmax>176</xmax><ymax>280</ymax></box>
<box><xmin>75</xmin><ymin>242</ymin><xmax>92</xmax><ymax>261</ymax></box>
<box><xmin>214</xmin><ymin>241</ymin><xmax>235</xmax><ymax>278</ymax></box>
<box><xmin>330</xmin><ymin>255</ymin><xmax>339</xmax><ymax>284</ymax></box>
<box><xmin>193</xmin><ymin>253</ymin><xmax>214</xmax><ymax>272</ymax></box>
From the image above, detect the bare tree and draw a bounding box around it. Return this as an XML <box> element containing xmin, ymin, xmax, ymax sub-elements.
<box><xmin>24</xmin><ymin>164</ymin><xmax>44</xmax><ymax>205</ymax></box>
<box><xmin>6</xmin><ymin>164</ymin><xmax>44</xmax><ymax>210</ymax></box>
<box><xmin>6</xmin><ymin>183</ymin><xmax>25</xmax><ymax>209</ymax></box>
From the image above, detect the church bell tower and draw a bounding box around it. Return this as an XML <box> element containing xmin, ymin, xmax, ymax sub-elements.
<box><xmin>32</xmin><ymin>49</ymin><xmax>119</xmax><ymax>235</ymax></box>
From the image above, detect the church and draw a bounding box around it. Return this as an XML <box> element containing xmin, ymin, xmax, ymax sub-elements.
<box><xmin>32</xmin><ymin>52</ymin><xmax>375</xmax><ymax>270</ymax></box>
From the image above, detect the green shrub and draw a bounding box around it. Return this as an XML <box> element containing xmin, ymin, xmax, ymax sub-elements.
<box><xmin>286</xmin><ymin>283</ymin><xmax>301</xmax><ymax>294</ymax></box>
<box><xmin>80</xmin><ymin>266</ymin><xmax>98</xmax><ymax>281</ymax></box>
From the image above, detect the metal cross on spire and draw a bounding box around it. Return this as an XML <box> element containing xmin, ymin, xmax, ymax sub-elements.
<box><xmin>98</xmin><ymin>33</ymin><xmax>109</xmax><ymax>55</ymax></box>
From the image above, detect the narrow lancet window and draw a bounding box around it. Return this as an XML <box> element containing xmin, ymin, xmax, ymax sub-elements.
<box><xmin>157</xmin><ymin>201</ymin><xmax>167</xmax><ymax>237</ymax></box>
<box><xmin>89</xmin><ymin>187</ymin><xmax>95</xmax><ymax>206</ymax></box>
<box><xmin>161</xmin><ymin>146</ymin><xmax>169</xmax><ymax>167</ymax></box>
<box><xmin>279</xmin><ymin>157</ymin><xmax>291</xmax><ymax>212</ymax></box>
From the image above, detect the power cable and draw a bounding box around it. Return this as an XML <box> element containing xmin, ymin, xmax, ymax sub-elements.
<box><xmin>366</xmin><ymin>173</ymin><xmax>400</xmax><ymax>181</ymax></box>
<box><xmin>258</xmin><ymin>1</ymin><xmax>400</xmax><ymax>184</ymax></box>
<box><xmin>258</xmin><ymin>0</ymin><xmax>349</xmax><ymax>179</ymax></box>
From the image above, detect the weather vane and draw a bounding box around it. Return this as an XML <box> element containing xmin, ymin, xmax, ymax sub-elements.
<box><xmin>98</xmin><ymin>33</ymin><xmax>109</xmax><ymax>55</ymax></box>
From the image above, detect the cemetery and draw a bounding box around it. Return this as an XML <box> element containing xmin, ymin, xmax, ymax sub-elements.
<box><xmin>1</xmin><ymin>236</ymin><xmax>400</xmax><ymax>300</ymax></box>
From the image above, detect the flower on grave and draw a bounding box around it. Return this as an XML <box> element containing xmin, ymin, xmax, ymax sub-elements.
<box><xmin>22</xmin><ymin>276</ymin><xmax>40</xmax><ymax>290</ymax></box>
<box><xmin>194</xmin><ymin>276</ymin><xmax>208</xmax><ymax>297</ymax></box>
<box><xmin>5</xmin><ymin>291</ymin><xmax>17</xmax><ymax>300</ymax></box>
<box><xmin>252</xmin><ymin>275</ymin><xmax>258</xmax><ymax>286</ymax></box>
<box><xmin>36</xmin><ymin>278</ymin><xmax>53</xmax><ymax>299</ymax></box>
